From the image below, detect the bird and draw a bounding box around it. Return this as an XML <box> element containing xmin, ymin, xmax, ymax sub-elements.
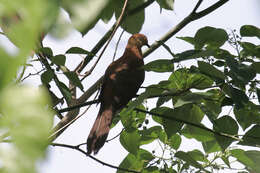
<box><xmin>87</xmin><ymin>33</ymin><xmax>150</xmax><ymax>155</ymax></box>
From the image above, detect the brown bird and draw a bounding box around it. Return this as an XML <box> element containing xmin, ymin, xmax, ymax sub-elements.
<box><xmin>87</xmin><ymin>34</ymin><xmax>150</xmax><ymax>154</ymax></box>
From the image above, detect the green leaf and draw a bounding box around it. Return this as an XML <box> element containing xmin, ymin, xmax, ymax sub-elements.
<box><xmin>168</xmin><ymin>68</ymin><xmax>213</xmax><ymax>90</ymax></box>
<box><xmin>174</xmin><ymin>92</ymin><xmax>215</xmax><ymax>108</ymax></box>
<box><xmin>66</xmin><ymin>47</ymin><xmax>94</xmax><ymax>55</ymax></box>
<box><xmin>239</xmin><ymin>125</ymin><xmax>260</xmax><ymax>147</ymax></box>
<box><xmin>121</xmin><ymin>104</ymin><xmax>146</xmax><ymax>130</ymax></box>
<box><xmin>120</xmin><ymin>129</ymin><xmax>141</xmax><ymax>155</ymax></box>
<box><xmin>41</xmin><ymin>70</ymin><xmax>54</xmax><ymax>84</ymax></box>
<box><xmin>115</xmin><ymin>0</ymin><xmax>145</xmax><ymax>34</ymax></box>
<box><xmin>39</xmin><ymin>47</ymin><xmax>53</xmax><ymax>57</ymax></box>
<box><xmin>169</xmin><ymin>134</ymin><xmax>181</xmax><ymax>150</ymax></box>
<box><xmin>188</xmin><ymin>150</ymin><xmax>208</xmax><ymax>163</ymax></box>
<box><xmin>117</xmin><ymin>149</ymin><xmax>153</xmax><ymax>173</ymax></box>
<box><xmin>213</xmin><ymin>116</ymin><xmax>238</xmax><ymax>150</ymax></box>
<box><xmin>226</xmin><ymin>57</ymin><xmax>256</xmax><ymax>87</ymax></box>
<box><xmin>51</xmin><ymin>54</ymin><xmax>66</xmax><ymax>66</ymax></box>
<box><xmin>156</xmin><ymin>0</ymin><xmax>174</xmax><ymax>10</ymax></box>
<box><xmin>144</xmin><ymin>59</ymin><xmax>174</xmax><ymax>72</ymax></box>
<box><xmin>222</xmin><ymin>84</ymin><xmax>249</xmax><ymax>109</ymax></box>
<box><xmin>140</xmin><ymin>126</ymin><xmax>161</xmax><ymax>145</ymax></box>
<box><xmin>58</xmin><ymin>81</ymin><xmax>72</xmax><ymax>102</ymax></box>
<box><xmin>194</xmin><ymin>26</ymin><xmax>228</xmax><ymax>49</ymax></box>
<box><xmin>64</xmin><ymin>71</ymin><xmax>84</xmax><ymax>90</ymax></box>
<box><xmin>151</xmin><ymin>107</ymin><xmax>184</xmax><ymax>137</ymax></box>
<box><xmin>240</xmin><ymin>25</ymin><xmax>260</xmax><ymax>39</ymax></box>
<box><xmin>177</xmin><ymin>36</ymin><xmax>195</xmax><ymax>45</ymax></box>
<box><xmin>175</xmin><ymin>151</ymin><xmax>203</xmax><ymax>169</ymax></box>
<box><xmin>182</xmin><ymin>123</ymin><xmax>215</xmax><ymax>142</ymax></box>
<box><xmin>100</xmin><ymin>0</ymin><xmax>114</xmax><ymax>23</ymax></box>
<box><xmin>252</xmin><ymin>62</ymin><xmax>260</xmax><ymax>73</ymax></box>
<box><xmin>198</xmin><ymin>61</ymin><xmax>225</xmax><ymax>80</ymax></box>
<box><xmin>62</xmin><ymin>0</ymin><xmax>111</xmax><ymax>35</ymax></box>
<box><xmin>0</xmin><ymin>86</ymin><xmax>53</xmax><ymax>173</ymax></box>
<box><xmin>202</xmin><ymin>139</ymin><xmax>221</xmax><ymax>153</ymax></box>
<box><xmin>173</xmin><ymin>49</ymin><xmax>215</xmax><ymax>63</ymax></box>
<box><xmin>240</xmin><ymin>42</ymin><xmax>260</xmax><ymax>58</ymax></box>
<box><xmin>121</xmin><ymin>86</ymin><xmax>162</xmax><ymax>115</ymax></box>
<box><xmin>234</xmin><ymin>102</ymin><xmax>260</xmax><ymax>130</ymax></box>
<box><xmin>231</xmin><ymin>149</ymin><xmax>260</xmax><ymax>172</ymax></box>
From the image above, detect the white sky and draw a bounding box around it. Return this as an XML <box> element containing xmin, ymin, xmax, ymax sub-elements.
<box><xmin>36</xmin><ymin>0</ymin><xmax>260</xmax><ymax>173</ymax></box>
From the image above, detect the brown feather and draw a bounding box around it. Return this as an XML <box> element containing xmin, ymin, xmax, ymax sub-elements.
<box><xmin>87</xmin><ymin>34</ymin><xmax>149</xmax><ymax>154</ymax></box>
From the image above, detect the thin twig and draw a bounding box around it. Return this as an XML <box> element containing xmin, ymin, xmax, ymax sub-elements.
<box><xmin>192</xmin><ymin>0</ymin><xmax>204</xmax><ymax>14</ymax></box>
<box><xmin>106</xmin><ymin>128</ymin><xmax>125</xmax><ymax>142</ymax></box>
<box><xmin>51</xmin><ymin>142</ymin><xmax>140</xmax><ymax>173</ymax></box>
<box><xmin>83</xmin><ymin>0</ymin><xmax>129</xmax><ymax>77</ymax></box>
<box><xmin>112</xmin><ymin>30</ymin><xmax>125</xmax><ymax>61</ymax></box>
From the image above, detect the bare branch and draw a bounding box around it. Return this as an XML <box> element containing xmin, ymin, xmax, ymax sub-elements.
<box><xmin>51</xmin><ymin>142</ymin><xmax>140</xmax><ymax>173</ymax></box>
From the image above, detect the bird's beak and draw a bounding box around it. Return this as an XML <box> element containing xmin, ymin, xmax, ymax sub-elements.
<box><xmin>146</xmin><ymin>43</ymin><xmax>150</xmax><ymax>48</ymax></box>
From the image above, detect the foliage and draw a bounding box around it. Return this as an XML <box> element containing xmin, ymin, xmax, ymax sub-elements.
<box><xmin>0</xmin><ymin>0</ymin><xmax>260</xmax><ymax>173</ymax></box>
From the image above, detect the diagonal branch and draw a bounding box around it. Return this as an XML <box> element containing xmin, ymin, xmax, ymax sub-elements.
<box><xmin>51</xmin><ymin>142</ymin><xmax>140</xmax><ymax>173</ymax></box>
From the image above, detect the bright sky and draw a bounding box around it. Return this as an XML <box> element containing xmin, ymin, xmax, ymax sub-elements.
<box><xmin>38</xmin><ymin>0</ymin><xmax>260</xmax><ymax>173</ymax></box>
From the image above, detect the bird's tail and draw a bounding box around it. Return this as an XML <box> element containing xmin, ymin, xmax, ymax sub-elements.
<box><xmin>87</xmin><ymin>106</ymin><xmax>113</xmax><ymax>155</ymax></box>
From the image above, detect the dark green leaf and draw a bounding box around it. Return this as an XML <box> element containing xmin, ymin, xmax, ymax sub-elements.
<box><xmin>177</xmin><ymin>36</ymin><xmax>195</xmax><ymax>45</ymax></box>
<box><xmin>239</xmin><ymin>125</ymin><xmax>260</xmax><ymax>147</ymax></box>
<box><xmin>144</xmin><ymin>59</ymin><xmax>174</xmax><ymax>72</ymax></box>
<box><xmin>240</xmin><ymin>42</ymin><xmax>260</xmax><ymax>58</ymax></box>
<box><xmin>51</xmin><ymin>54</ymin><xmax>66</xmax><ymax>66</ymax></box>
<box><xmin>222</xmin><ymin>84</ymin><xmax>249</xmax><ymax>109</ymax></box>
<box><xmin>156</xmin><ymin>0</ymin><xmax>174</xmax><ymax>10</ymax></box>
<box><xmin>226</xmin><ymin>57</ymin><xmax>256</xmax><ymax>87</ymax></box>
<box><xmin>39</xmin><ymin>47</ymin><xmax>53</xmax><ymax>57</ymax></box>
<box><xmin>198</xmin><ymin>61</ymin><xmax>225</xmax><ymax>80</ymax></box>
<box><xmin>252</xmin><ymin>62</ymin><xmax>260</xmax><ymax>73</ymax></box>
<box><xmin>64</xmin><ymin>72</ymin><xmax>84</xmax><ymax>90</ymax></box>
<box><xmin>194</xmin><ymin>26</ymin><xmax>228</xmax><ymax>49</ymax></box>
<box><xmin>234</xmin><ymin>102</ymin><xmax>260</xmax><ymax>130</ymax></box>
<box><xmin>240</xmin><ymin>25</ymin><xmax>260</xmax><ymax>39</ymax></box>
<box><xmin>169</xmin><ymin>134</ymin><xmax>181</xmax><ymax>150</ymax></box>
<box><xmin>116</xmin><ymin>0</ymin><xmax>144</xmax><ymax>34</ymax></box>
<box><xmin>65</xmin><ymin>47</ymin><xmax>94</xmax><ymax>55</ymax></box>
<box><xmin>117</xmin><ymin>149</ymin><xmax>153</xmax><ymax>173</ymax></box>
<box><xmin>213</xmin><ymin>116</ymin><xmax>238</xmax><ymax>150</ymax></box>
<box><xmin>41</xmin><ymin>70</ymin><xmax>54</xmax><ymax>84</ymax></box>
<box><xmin>120</xmin><ymin>129</ymin><xmax>141</xmax><ymax>155</ymax></box>
<box><xmin>100</xmin><ymin>0</ymin><xmax>114</xmax><ymax>23</ymax></box>
<box><xmin>156</xmin><ymin>96</ymin><xmax>172</xmax><ymax>107</ymax></box>
<box><xmin>58</xmin><ymin>81</ymin><xmax>72</xmax><ymax>102</ymax></box>
<box><xmin>213</xmin><ymin>60</ymin><xmax>225</xmax><ymax>67</ymax></box>
<box><xmin>175</xmin><ymin>151</ymin><xmax>203</xmax><ymax>169</ymax></box>
<box><xmin>257</xmin><ymin>88</ymin><xmax>260</xmax><ymax>103</ymax></box>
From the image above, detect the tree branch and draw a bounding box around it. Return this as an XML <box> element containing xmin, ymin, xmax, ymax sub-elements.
<box><xmin>51</xmin><ymin>142</ymin><xmax>140</xmax><ymax>173</ymax></box>
<box><xmin>134</xmin><ymin>108</ymin><xmax>241</xmax><ymax>141</ymax></box>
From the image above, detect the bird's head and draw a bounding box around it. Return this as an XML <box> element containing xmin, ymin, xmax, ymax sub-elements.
<box><xmin>128</xmin><ymin>33</ymin><xmax>150</xmax><ymax>48</ymax></box>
